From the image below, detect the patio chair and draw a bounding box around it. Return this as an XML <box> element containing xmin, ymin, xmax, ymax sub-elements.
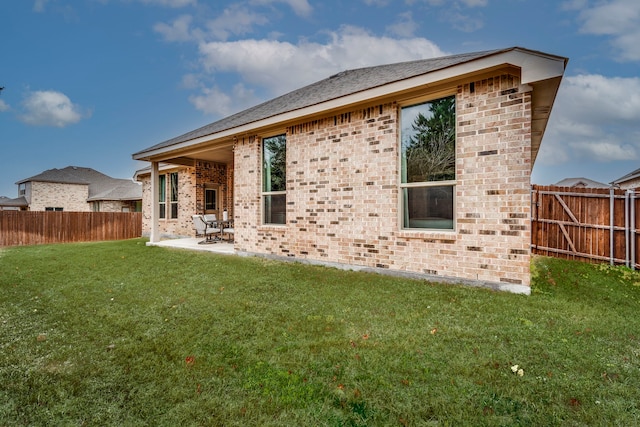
<box><xmin>222</xmin><ymin>221</ymin><xmax>234</xmax><ymax>242</ymax></box>
<box><xmin>203</xmin><ymin>214</ymin><xmax>222</xmax><ymax>241</ymax></box>
<box><xmin>192</xmin><ymin>214</ymin><xmax>219</xmax><ymax>244</ymax></box>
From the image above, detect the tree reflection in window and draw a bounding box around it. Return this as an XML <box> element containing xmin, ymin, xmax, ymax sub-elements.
<box><xmin>263</xmin><ymin>134</ymin><xmax>286</xmax><ymax>192</ymax></box>
<box><xmin>401</xmin><ymin>96</ymin><xmax>455</xmax><ymax>184</ymax></box>
<box><xmin>262</xmin><ymin>134</ymin><xmax>286</xmax><ymax>225</ymax></box>
<box><xmin>400</xmin><ymin>95</ymin><xmax>456</xmax><ymax>230</ymax></box>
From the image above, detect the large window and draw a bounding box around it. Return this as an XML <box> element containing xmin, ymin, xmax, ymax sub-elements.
<box><xmin>400</xmin><ymin>95</ymin><xmax>456</xmax><ymax>230</ymax></box>
<box><xmin>170</xmin><ymin>172</ymin><xmax>179</xmax><ymax>219</ymax></box>
<box><xmin>158</xmin><ymin>174</ymin><xmax>166</xmax><ymax>219</ymax></box>
<box><xmin>262</xmin><ymin>134</ymin><xmax>286</xmax><ymax>225</ymax></box>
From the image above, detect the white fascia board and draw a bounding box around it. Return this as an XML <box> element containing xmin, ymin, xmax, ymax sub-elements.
<box><xmin>133</xmin><ymin>162</ymin><xmax>184</xmax><ymax>180</ymax></box>
<box><xmin>136</xmin><ymin>49</ymin><xmax>566</xmax><ymax>161</ymax></box>
<box><xmin>502</xmin><ymin>50</ymin><xmax>567</xmax><ymax>84</ymax></box>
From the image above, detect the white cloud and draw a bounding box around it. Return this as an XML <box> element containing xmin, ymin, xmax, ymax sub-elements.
<box><xmin>556</xmin><ymin>74</ymin><xmax>640</xmax><ymax>123</ymax></box>
<box><xmin>0</xmin><ymin>99</ymin><xmax>9</xmax><ymax>112</ymax></box>
<box><xmin>538</xmin><ymin>74</ymin><xmax>640</xmax><ymax>165</ymax></box>
<box><xmin>576</xmin><ymin>0</ymin><xmax>640</xmax><ymax>61</ymax></box>
<box><xmin>189</xmin><ymin>83</ymin><xmax>259</xmax><ymax>117</ymax></box>
<box><xmin>459</xmin><ymin>0</ymin><xmax>487</xmax><ymax>6</ymax></box>
<box><xmin>19</xmin><ymin>90</ymin><xmax>87</xmax><ymax>127</ymax></box>
<box><xmin>154</xmin><ymin>6</ymin><xmax>269</xmax><ymax>42</ymax></box>
<box><xmin>33</xmin><ymin>0</ymin><xmax>49</xmax><ymax>12</ymax></box>
<box><xmin>139</xmin><ymin>0</ymin><xmax>196</xmax><ymax>7</ymax></box>
<box><xmin>205</xmin><ymin>5</ymin><xmax>269</xmax><ymax>41</ymax></box>
<box><xmin>362</xmin><ymin>0</ymin><xmax>390</xmax><ymax>5</ymax></box>
<box><xmin>561</xmin><ymin>0</ymin><xmax>588</xmax><ymax>11</ymax></box>
<box><xmin>250</xmin><ymin>0</ymin><xmax>312</xmax><ymax>17</ymax></box>
<box><xmin>196</xmin><ymin>26</ymin><xmax>445</xmax><ymax>105</ymax></box>
<box><xmin>386</xmin><ymin>12</ymin><xmax>419</xmax><ymax>37</ymax></box>
<box><xmin>443</xmin><ymin>9</ymin><xmax>484</xmax><ymax>32</ymax></box>
<box><xmin>153</xmin><ymin>14</ymin><xmax>193</xmax><ymax>42</ymax></box>
<box><xmin>568</xmin><ymin>140</ymin><xmax>637</xmax><ymax>161</ymax></box>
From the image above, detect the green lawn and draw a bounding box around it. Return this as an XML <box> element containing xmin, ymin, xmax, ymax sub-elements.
<box><xmin>1</xmin><ymin>238</ymin><xmax>639</xmax><ymax>426</ymax></box>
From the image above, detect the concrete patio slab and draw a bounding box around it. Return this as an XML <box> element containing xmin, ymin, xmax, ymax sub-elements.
<box><xmin>146</xmin><ymin>238</ymin><xmax>235</xmax><ymax>254</ymax></box>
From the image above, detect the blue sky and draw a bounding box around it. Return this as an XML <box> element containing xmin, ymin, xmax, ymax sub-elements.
<box><xmin>1</xmin><ymin>0</ymin><xmax>639</xmax><ymax>198</ymax></box>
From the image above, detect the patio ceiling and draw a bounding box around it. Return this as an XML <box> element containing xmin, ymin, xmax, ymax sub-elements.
<box><xmin>159</xmin><ymin>139</ymin><xmax>235</xmax><ymax>166</ymax></box>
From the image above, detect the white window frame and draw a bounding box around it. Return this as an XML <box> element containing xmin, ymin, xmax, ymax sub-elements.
<box><xmin>399</xmin><ymin>93</ymin><xmax>457</xmax><ymax>231</ymax></box>
<box><xmin>261</xmin><ymin>134</ymin><xmax>287</xmax><ymax>225</ymax></box>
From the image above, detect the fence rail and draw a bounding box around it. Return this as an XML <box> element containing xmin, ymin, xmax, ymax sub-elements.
<box><xmin>0</xmin><ymin>211</ymin><xmax>143</xmax><ymax>247</ymax></box>
<box><xmin>531</xmin><ymin>185</ymin><xmax>639</xmax><ymax>268</ymax></box>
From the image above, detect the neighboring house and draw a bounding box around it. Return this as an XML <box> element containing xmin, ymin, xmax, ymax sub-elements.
<box><xmin>554</xmin><ymin>177</ymin><xmax>610</xmax><ymax>188</ymax></box>
<box><xmin>611</xmin><ymin>167</ymin><xmax>640</xmax><ymax>189</ymax></box>
<box><xmin>0</xmin><ymin>196</ymin><xmax>20</xmax><ymax>211</ymax></box>
<box><xmin>0</xmin><ymin>166</ymin><xmax>142</xmax><ymax>212</ymax></box>
<box><xmin>133</xmin><ymin>46</ymin><xmax>568</xmax><ymax>294</ymax></box>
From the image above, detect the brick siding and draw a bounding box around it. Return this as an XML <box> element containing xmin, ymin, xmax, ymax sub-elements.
<box><xmin>29</xmin><ymin>182</ymin><xmax>90</xmax><ymax>211</ymax></box>
<box><xmin>234</xmin><ymin>73</ymin><xmax>532</xmax><ymax>288</ymax></box>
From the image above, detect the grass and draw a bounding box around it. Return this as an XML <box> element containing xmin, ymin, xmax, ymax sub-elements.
<box><xmin>1</xmin><ymin>238</ymin><xmax>639</xmax><ymax>426</ymax></box>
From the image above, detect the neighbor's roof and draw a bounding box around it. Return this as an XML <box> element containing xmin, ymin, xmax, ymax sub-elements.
<box><xmin>134</xmin><ymin>46</ymin><xmax>568</xmax><ymax>160</ymax></box>
<box><xmin>0</xmin><ymin>196</ymin><xmax>28</xmax><ymax>208</ymax></box>
<box><xmin>87</xmin><ymin>180</ymin><xmax>142</xmax><ymax>201</ymax></box>
<box><xmin>16</xmin><ymin>166</ymin><xmax>141</xmax><ymax>201</ymax></box>
<box><xmin>16</xmin><ymin>166</ymin><xmax>109</xmax><ymax>186</ymax></box>
<box><xmin>554</xmin><ymin>177</ymin><xmax>610</xmax><ymax>188</ymax></box>
<box><xmin>611</xmin><ymin>167</ymin><xmax>640</xmax><ymax>185</ymax></box>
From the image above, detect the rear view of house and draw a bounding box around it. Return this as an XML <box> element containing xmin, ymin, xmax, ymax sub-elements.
<box><xmin>133</xmin><ymin>47</ymin><xmax>568</xmax><ymax>294</ymax></box>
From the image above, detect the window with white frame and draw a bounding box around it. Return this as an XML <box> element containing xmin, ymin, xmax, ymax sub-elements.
<box><xmin>400</xmin><ymin>95</ymin><xmax>456</xmax><ymax>230</ymax></box>
<box><xmin>262</xmin><ymin>134</ymin><xmax>286</xmax><ymax>225</ymax></box>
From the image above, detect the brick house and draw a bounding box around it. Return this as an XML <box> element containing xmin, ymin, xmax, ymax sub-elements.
<box><xmin>612</xmin><ymin>167</ymin><xmax>640</xmax><ymax>189</ymax></box>
<box><xmin>0</xmin><ymin>166</ymin><xmax>142</xmax><ymax>212</ymax></box>
<box><xmin>133</xmin><ymin>47</ymin><xmax>567</xmax><ymax>294</ymax></box>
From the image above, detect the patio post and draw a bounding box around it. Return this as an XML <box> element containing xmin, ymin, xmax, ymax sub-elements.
<box><xmin>150</xmin><ymin>161</ymin><xmax>160</xmax><ymax>243</ymax></box>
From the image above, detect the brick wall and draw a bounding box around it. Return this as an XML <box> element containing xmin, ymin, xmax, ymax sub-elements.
<box><xmin>29</xmin><ymin>182</ymin><xmax>90</xmax><ymax>212</ymax></box>
<box><xmin>618</xmin><ymin>177</ymin><xmax>640</xmax><ymax>189</ymax></box>
<box><xmin>194</xmin><ymin>161</ymin><xmax>232</xmax><ymax>217</ymax></box>
<box><xmin>95</xmin><ymin>200</ymin><xmax>134</xmax><ymax>212</ymax></box>
<box><xmin>234</xmin><ymin>73</ymin><xmax>532</xmax><ymax>289</ymax></box>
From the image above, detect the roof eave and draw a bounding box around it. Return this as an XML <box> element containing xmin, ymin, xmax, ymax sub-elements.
<box><xmin>133</xmin><ymin>48</ymin><xmax>567</xmax><ymax>162</ymax></box>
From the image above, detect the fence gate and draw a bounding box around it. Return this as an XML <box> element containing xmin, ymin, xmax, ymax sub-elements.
<box><xmin>531</xmin><ymin>185</ymin><xmax>640</xmax><ymax>269</ymax></box>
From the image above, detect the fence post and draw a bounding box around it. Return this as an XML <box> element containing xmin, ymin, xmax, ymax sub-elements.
<box><xmin>610</xmin><ymin>187</ymin><xmax>615</xmax><ymax>265</ymax></box>
<box><xmin>625</xmin><ymin>190</ymin><xmax>631</xmax><ymax>268</ymax></box>
<box><xmin>631</xmin><ymin>190</ymin><xmax>636</xmax><ymax>270</ymax></box>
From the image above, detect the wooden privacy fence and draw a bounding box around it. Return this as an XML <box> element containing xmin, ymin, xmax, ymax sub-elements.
<box><xmin>531</xmin><ymin>185</ymin><xmax>640</xmax><ymax>268</ymax></box>
<box><xmin>0</xmin><ymin>211</ymin><xmax>143</xmax><ymax>247</ymax></box>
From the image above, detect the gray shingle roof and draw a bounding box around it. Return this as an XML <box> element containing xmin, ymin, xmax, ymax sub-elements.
<box><xmin>134</xmin><ymin>47</ymin><xmax>517</xmax><ymax>157</ymax></box>
<box><xmin>0</xmin><ymin>196</ymin><xmax>28</xmax><ymax>208</ymax></box>
<box><xmin>16</xmin><ymin>166</ymin><xmax>108</xmax><ymax>185</ymax></box>
<box><xmin>612</xmin><ymin>167</ymin><xmax>640</xmax><ymax>185</ymax></box>
<box><xmin>17</xmin><ymin>166</ymin><xmax>141</xmax><ymax>201</ymax></box>
<box><xmin>87</xmin><ymin>180</ymin><xmax>142</xmax><ymax>201</ymax></box>
<box><xmin>555</xmin><ymin>177</ymin><xmax>610</xmax><ymax>188</ymax></box>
